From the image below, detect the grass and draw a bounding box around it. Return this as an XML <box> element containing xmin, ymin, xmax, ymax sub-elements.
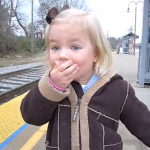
<box><xmin>0</xmin><ymin>52</ymin><xmax>43</xmax><ymax>67</ymax></box>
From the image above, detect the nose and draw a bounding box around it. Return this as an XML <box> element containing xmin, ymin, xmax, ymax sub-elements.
<box><xmin>59</xmin><ymin>49</ymin><xmax>69</xmax><ymax>61</ymax></box>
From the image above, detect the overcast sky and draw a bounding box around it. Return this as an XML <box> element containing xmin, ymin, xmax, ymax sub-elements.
<box><xmin>29</xmin><ymin>0</ymin><xmax>144</xmax><ymax>42</ymax></box>
<box><xmin>87</xmin><ymin>0</ymin><xmax>143</xmax><ymax>41</ymax></box>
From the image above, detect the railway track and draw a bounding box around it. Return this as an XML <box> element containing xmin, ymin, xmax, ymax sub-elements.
<box><xmin>0</xmin><ymin>64</ymin><xmax>45</xmax><ymax>104</ymax></box>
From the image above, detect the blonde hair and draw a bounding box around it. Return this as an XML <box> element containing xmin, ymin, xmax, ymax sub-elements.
<box><xmin>44</xmin><ymin>9</ymin><xmax>112</xmax><ymax>76</ymax></box>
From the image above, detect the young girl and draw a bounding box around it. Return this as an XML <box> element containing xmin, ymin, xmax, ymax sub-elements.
<box><xmin>20</xmin><ymin>6</ymin><xmax>150</xmax><ymax>150</ymax></box>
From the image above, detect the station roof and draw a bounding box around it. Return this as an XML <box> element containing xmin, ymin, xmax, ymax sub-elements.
<box><xmin>123</xmin><ymin>32</ymin><xmax>139</xmax><ymax>39</ymax></box>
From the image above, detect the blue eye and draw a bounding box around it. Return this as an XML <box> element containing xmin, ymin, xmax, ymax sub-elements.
<box><xmin>71</xmin><ymin>45</ymin><xmax>81</xmax><ymax>51</ymax></box>
<box><xmin>51</xmin><ymin>46</ymin><xmax>60</xmax><ymax>51</ymax></box>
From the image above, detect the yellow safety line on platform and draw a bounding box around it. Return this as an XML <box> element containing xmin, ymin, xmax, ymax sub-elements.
<box><xmin>0</xmin><ymin>93</ymin><xmax>28</xmax><ymax>144</ymax></box>
<box><xmin>20</xmin><ymin>123</ymin><xmax>48</xmax><ymax>150</ymax></box>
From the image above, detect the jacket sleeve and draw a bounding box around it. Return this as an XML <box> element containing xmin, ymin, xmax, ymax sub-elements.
<box><xmin>120</xmin><ymin>82</ymin><xmax>150</xmax><ymax>147</ymax></box>
<box><xmin>20</xmin><ymin>70</ymin><xmax>71</xmax><ymax>126</ymax></box>
<box><xmin>120</xmin><ymin>84</ymin><xmax>150</xmax><ymax>147</ymax></box>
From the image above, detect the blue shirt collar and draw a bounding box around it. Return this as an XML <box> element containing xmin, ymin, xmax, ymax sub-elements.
<box><xmin>82</xmin><ymin>73</ymin><xmax>100</xmax><ymax>93</ymax></box>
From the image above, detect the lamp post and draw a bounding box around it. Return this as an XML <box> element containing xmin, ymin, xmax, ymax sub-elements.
<box><xmin>127</xmin><ymin>1</ymin><xmax>143</xmax><ymax>55</ymax></box>
<box><xmin>31</xmin><ymin>0</ymin><xmax>34</xmax><ymax>54</ymax></box>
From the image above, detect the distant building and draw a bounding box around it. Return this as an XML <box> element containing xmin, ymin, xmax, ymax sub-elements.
<box><xmin>122</xmin><ymin>32</ymin><xmax>139</xmax><ymax>54</ymax></box>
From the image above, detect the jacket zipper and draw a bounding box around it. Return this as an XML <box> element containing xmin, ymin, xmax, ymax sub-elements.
<box><xmin>72</xmin><ymin>99</ymin><xmax>81</xmax><ymax>122</ymax></box>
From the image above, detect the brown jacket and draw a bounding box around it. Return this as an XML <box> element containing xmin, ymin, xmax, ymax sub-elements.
<box><xmin>20</xmin><ymin>69</ymin><xmax>150</xmax><ymax>150</ymax></box>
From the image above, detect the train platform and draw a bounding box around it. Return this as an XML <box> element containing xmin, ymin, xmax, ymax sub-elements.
<box><xmin>0</xmin><ymin>54</ymin><xmax>150</xmax><ymax>150</ymax></box>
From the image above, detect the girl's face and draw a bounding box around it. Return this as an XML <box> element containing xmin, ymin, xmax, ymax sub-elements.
<box><xmin>48</xmin><ymin>22</ymin><xmax>97</xmax><ymax>84</ymax></box>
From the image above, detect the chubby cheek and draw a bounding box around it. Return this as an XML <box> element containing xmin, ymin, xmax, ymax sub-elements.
<box><xmin>74</xmin><ymin>60</ymin><xmax>90</xmax><ymax>73</ymax></box>
<box><xmin>49</xmin><ymin>54</ymin><xmax>55</xmax><ymax>68</ymax></box>
<box><xmin>77</xmin><ymin>58</ymin><xmax>93</xmax><ymax>69</ymax></box>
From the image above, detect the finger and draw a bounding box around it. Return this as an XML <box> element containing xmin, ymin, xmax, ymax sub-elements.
<box><xmin>63</xmin><ymin>64</ymin><xmax>78</xmax><ymax>76</ymax></box>
<box><xmin>67</xmin><ymin>67</ymin><xmax>80</xmax><ymax>80</ymax></box>
<box><xmin>58</xmin><ymin>59</ymin><xmax>73</xmax><ymax>72</ymax></box>
<box><xmin>55</xmin><ymin>61</ymin><xmax>59</xmax><ymax>67</ymax></box>
<box><xmin>61</xmin><ymin>67</ymin><xmax>79</xmax><ymax>86</ymax></box>
<box><xmin>54</xmin><ymin>61</ymin><xmax>59</xmax><ymax>69</ymax></box>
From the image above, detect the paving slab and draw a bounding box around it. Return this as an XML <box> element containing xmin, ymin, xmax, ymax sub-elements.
<box><xmin>2</xmin><ymin>125</ymin><xmax>39</xmax><ymax>150</ymax></box>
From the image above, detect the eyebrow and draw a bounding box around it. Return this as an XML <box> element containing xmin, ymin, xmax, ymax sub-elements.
<box><xmin>49</xmin><ymin>38</ymin><xmax>81</xmax><ymax>42</ymax></box>
<box><xmin>49</xmin><ymin>37</ymin><xmax>84</xmax><ymax>45</ymax></box>
<box><xmin>69</xmin><ymin>38</ymin><xmax>85</xmax><ymax>45</ymax></box>
<box><xmin>49</xmin><ymin>39</ymin><xmax>58</xmax><ymax>43</ymax></box>
<box><xmin>69</xmin><ymin>38</ymin><xmax>82</xmax><ymax>42</ymax></box>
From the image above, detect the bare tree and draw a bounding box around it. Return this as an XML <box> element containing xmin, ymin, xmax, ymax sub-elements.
<box><xmin>0</xmin><ymin>0</ymin><xmax>9</xmax><ymax>33</ymax></box>
<box><xmin>0</xmin><ymin>0</ymin><xmax>21</xmax><ymax>36</ymax></box>
<box><xmin>9</xmin><ymin>0</ymin><xmax>29</xmax><ymax>37</ymax></box>
<box><xmin>0</xmin><ymin>0</ymin><xmax>18</xmax><ymax>55</ymax></box>
<box><xmin>5</xmin><ymin>0</ymin><xmax>16</xmax><ymax>36</ymax></box>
